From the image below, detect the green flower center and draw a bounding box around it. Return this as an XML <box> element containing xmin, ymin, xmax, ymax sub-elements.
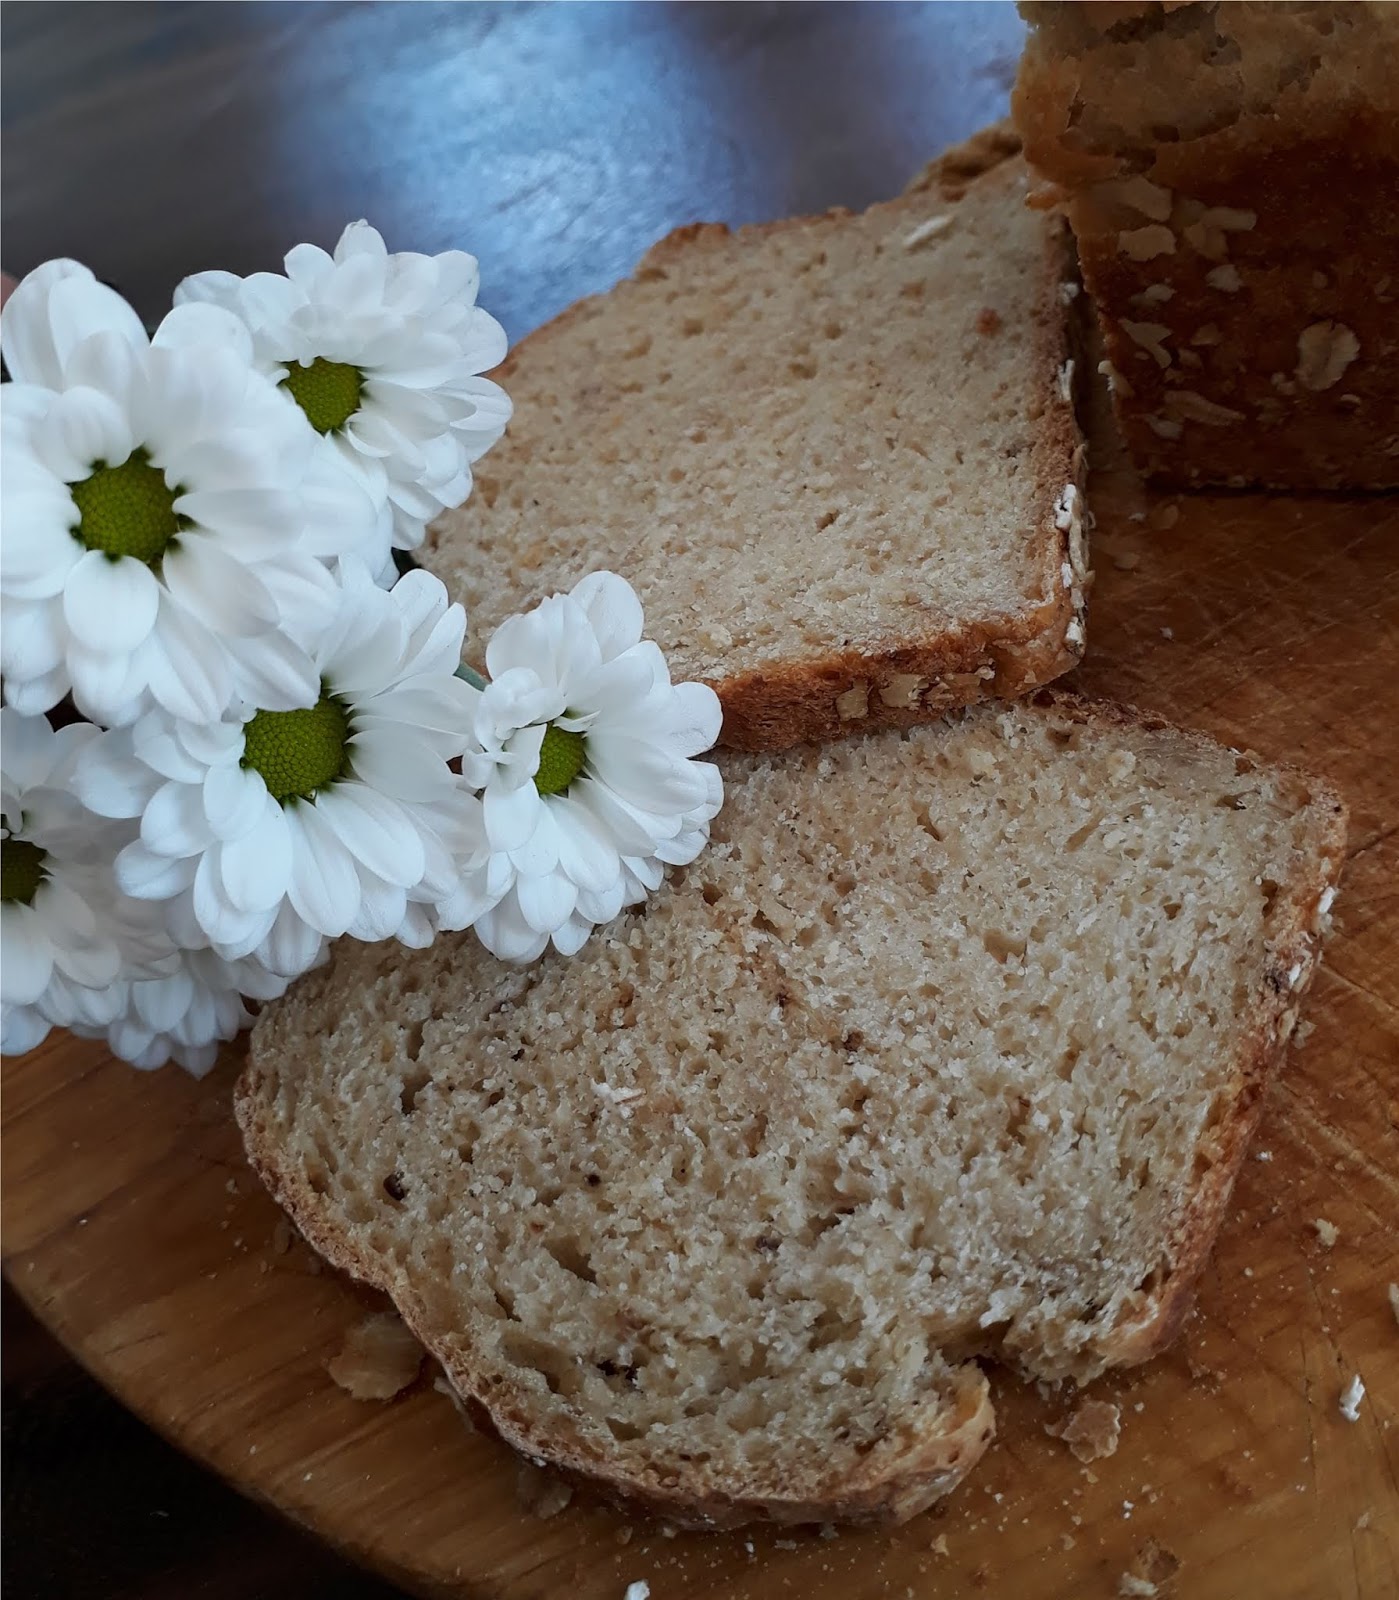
<box><xmin>242</xmin><ymin>694</ymin><xmax>352</xmax><ymax>803</ymax></box>
<box><xmin>70</xmin><ymin>448</ymin><xmax>181</xmax><ymax>566</ymax></box>
<box><xmin>534</xmin><ymin>724</ymin><xmax>587</xmax><ymax>797</ymax></box>
<box><xmin>281</xmin><ymin>357</ymin><xmax>364</xmax><ymax>434</ymax></box>
<box><xmin>2</xmin><ymin>837</ymin><xmax>48</xmax><ymax>906</ymax></box>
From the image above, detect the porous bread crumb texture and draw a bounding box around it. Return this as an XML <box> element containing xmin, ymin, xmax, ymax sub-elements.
<box><xmin>241</xmin><ymin>698</ymin><xmax>1344</xmax><ymax>1527</ymax></box>
<box><xmin>1013</xmin><ymin>2</ymin><xmax>1399</xmax><ymax>490</ymax></box>
<box><xmin>423</xmin><ymin>155</ymin><xmax>1085</xmax><ymax>752</ymax></box>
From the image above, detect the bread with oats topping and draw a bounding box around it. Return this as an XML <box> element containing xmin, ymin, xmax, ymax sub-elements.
<box><xmin>237</xmin><ymin>693</ymin><xmax>1345</xmax><ymax>1529</ymax></box>
<box><xmin>421</xmin><ymin>134</ymin><xmax>1088</xmax><ymax>752</ymax></box>
<box><xmin>1013</xmin><ymin>1</ymin><xmax>1399</xmax><ymax>489</ymax></box>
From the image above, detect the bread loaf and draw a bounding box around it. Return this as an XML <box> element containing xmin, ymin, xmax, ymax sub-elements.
<box><xmin>1013</xmin><ymin>1</ymin><xmax>1399</xmax><ymax>490</ymax></box>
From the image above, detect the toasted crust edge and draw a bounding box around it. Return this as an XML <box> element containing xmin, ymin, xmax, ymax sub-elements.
<box><xmin>235</xmin><ymin>686</ymin><xmax>1347</xmax><ymax>1528</ymax></box>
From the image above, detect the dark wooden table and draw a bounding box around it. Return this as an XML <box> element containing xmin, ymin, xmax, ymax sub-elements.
<box><xmin>0</xmin><ymin>4</ymin><xmax>1023</xmax><ymax>1595</ymax></box>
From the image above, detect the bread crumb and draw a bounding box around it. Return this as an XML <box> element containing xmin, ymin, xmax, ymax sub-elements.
<box><xmin>616</xmin><ymin>1526</ymin><xmax>635</xmax><ymax>1546</ymax></box>
<box><xmin>515</xmin><ymin>1460</ymin><xmax>574</xmax><ymax>1519</ymax></box>
<box><xmin>272</xmin><ymin>1216</ymin><xmax>293</xmax><ymax>1255</ymax></box>
<box><xmin>1255</xmin><ymin>1150</ymin><xmax>1272</xmax><ymax>1162</ymax></box>
<box><xmin>1047</xmin><ymin>1400</ymin><xmax>1121</xmax><ymax>1462</ymax></box>
<box><xmin>1059</xmin><ymin>281</ymin><xmax>1081</xmax><ymax>304</ymax></box>
<box><xmin>1113</xmin><ymin>548</ymin><xmax>1142</xmax><ymax>571</ymax></box>
<box><xmin>1339</xmin><ymin>1375</ymin><xmax>1365</xmax><ymax>1422</ymax></box>
<box><xmin>1121</xmin><ymin>1537</ymin><xmax>1182</xmax><ymax>1595</ymax></box>
<box><xmin>623</xmin><ymin>1583</ymin><xmax>651</xmax><ymax>1600</ymax></box>
<box><xmin>931</xmin><ymin>1534</ymin><xmax>949</xmax><ymax>1556</ymax></box>
<box><xmin>1313</xmin><ymin>1218</ymin><xmax>1339</xmax><ymax>1250</ymax></box>
<box><xmin>1388</xmin><ymin>1284</ymin><xmax>1399</xmax><ymax>1325</ymax></box>
<box><xmin>1295</xmin><ymin>321</ymin><xmax>1359</xmax><ymax>392</ymax></box>
<box><xmin>326</xmin><ymin>1314</ymin><xmax>424</xmax><ymax>1401</ymax></box>
<box><xmin>1205</xmin><ymin>265</ymin><xmax>1241</xmax><ymax>293</ymax></box>
<box><xmin>1160</xmin><ymin>628</ymin><xmax>1174</xmax><ymax>640</ymax></box>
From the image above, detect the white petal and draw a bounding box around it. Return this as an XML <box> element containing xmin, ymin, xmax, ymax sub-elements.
<box><xmin>2</xmin><ymin>1003</ymin><xmax>51</xmax><ymax>1054</ymax></box>
<box><xmin>254</xmin><ymin>903</ymin><xmax>326</xmax><ymax>978</ymax></box>
<box><xmin>550</xmin><ymin>913</ymin><xmax>595</xmax><ymax>957</ymax></box>
<box><xmin>551</xmin><ymin>792</ymin><xmax>622</xmax><ymax>892</ymax></box>
<box><xmin>348</xmin><ymin>725</ymin><xmax>454</xmax><ymax>802</ymax></box>
<box><xmin>284</xmin><ymin>800</ymin><xmax>362</xmax><ymax>935</ymax></box>
<box><xmin>151</xmin><ymin>302</ymin><xmax>255</xmax><ymax>362</ymax></box>
<box><xmin>143</xmin><ymin>594</ymin><xmax>235</xmax><ymax>722</ymax></box>
<box><xmin>0</xmin><ymin>596</ymin><xmax>66</xmax><ymax>680</ymax></box>
<box><xmin>50</xmin><ymin>384</ymin><xmax>136</xmax><ymax>478</ymax></box>
<box><xmin>1</xmin><ymin>263</ymin><xmax>146</xmax><ymax>389</ymax></box>
<box><xmin>160</xmin><ymin>537</ymin><xmax>279</xmax><ymax>636</ymax></box>
<box><xmin>140</xmin><ymin>779</ymin><xmax>215</xmax><ymax>857</ymax></box>
<box><xmin>116</xmin><ymin>840</ymin><xmax>197</xmax><ymax>900</ymax></box>
<box><xmin>63</xmin><ymin>551</ymin><xmax>160</xmax><ymax>653</ymax></box>
<box><xmin>514</xmin><ymin>870</ymin><xmax>577</xmax><ymax>935</ymax></box>
<box><xmin>1</xmin><ymin>906</ymin><xmax>54</xmax><ymax>1005</ymax></box>
<box><xmin>508</xmin><ymin>802</ymin><xmax>561</xmax><ymax>878</ymax></box>
<box><xmin>571</xmin><ymin>571</ymin><xmax>644</xmax><ymax>661</ymax></box>
<box><xmin>203</xmin><ymin>761</ymin><xmax>267</xmax><ymax>840</ymax></box>
<box><xmin>217</xmin><ymin>796</ymin><xmax>293</xmax><ymax>912</ymax></box>
<box><xmin>483</xmin><ymin>778</ymin><xmax>542</xmax><ymax>853</ymax></box>
<box><xmin>312</xmin><ymin>783</ymin><xmax>425</xmax><ymax>887</ymax></box>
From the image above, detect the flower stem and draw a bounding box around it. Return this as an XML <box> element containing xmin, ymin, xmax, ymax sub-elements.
<box><xmin>454</xmin><ymin>663</ymin><xmax>487</xmax><ymax>691</ymax></box>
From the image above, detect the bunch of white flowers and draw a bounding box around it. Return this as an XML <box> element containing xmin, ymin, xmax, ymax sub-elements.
<box><xmin>1</xmin><ymin>230</ymin><xmax>722</xmax><ymax>1075</ymax></box>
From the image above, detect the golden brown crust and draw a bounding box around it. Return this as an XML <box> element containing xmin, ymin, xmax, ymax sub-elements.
<box><xmin>427</xmin><ymin>137</ymin><xmax>1089</xmax><ymax>754</ymax></box>
<box><xmin>1013</xmin><ymin>2</ymin><xmax>1399</xmax><ymax>490</ymax></box>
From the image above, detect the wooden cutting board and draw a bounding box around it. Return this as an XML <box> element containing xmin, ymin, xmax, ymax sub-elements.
<box><xmin>3</xmin><ymin>390</ymin><xmax>1397</xmax><ymax>1600</ymax></box>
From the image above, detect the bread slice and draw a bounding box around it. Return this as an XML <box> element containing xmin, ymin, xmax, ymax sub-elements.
<box><xmin>237</xmin><ymin>693</ymin><xmax>1344</xmax><ymax>1528</ymax></box>
<box><xmin>422</xmin><ymin>143</ymin><xmax>1088</xmax><ymax>752</ymax></box>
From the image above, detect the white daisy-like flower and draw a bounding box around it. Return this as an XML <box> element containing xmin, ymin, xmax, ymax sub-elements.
<box><xmin>1</xmin><ymin>709</ymin><xmax>173</xmax><ymax>1056</ymax></box>
<box><xmin>0</xmin><ymin>260</ymin><xmax>379</xmax><ymax>726</ymax></box>
<box><xmin>176</xmin><ymin>221</ymin><xmax>513</xmax><ymax>557</ymax></box>
<box><xmin>456</xmin><ymin>572</ymin><xmax>723</xmax><ymax>962</ymax></box>
<box><xmin>81</xmin><ymin>946</ymin><xmax>295</xmax><ymax>1077</ymax></box>
<box><xmin>74</xmin><ymin>562</ymin><xmax>482</xmax><ymax>978</ymax></box>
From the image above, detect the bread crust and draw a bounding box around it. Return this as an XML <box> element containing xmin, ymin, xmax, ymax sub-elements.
<box><xmin>1013</xmin><ymin>2</ymin><xmax>1399</xmax><ymax>490</ymax></box>
<box><xmin>1015</xmin><ymin>692</ymin><xmax>1349</xmax><ymax>1369</ymax></box>
<box><xmin>235</xmin><ymin>688</ymin><xmax>1346</xmax><ymax>1529</ymax></box>
<box><xmin>425</xmin><ymin>134</ymin><xmax>1089</xmax><ymax>754</ymax></box>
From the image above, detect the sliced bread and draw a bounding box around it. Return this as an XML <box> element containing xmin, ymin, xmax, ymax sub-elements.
<box><xmin>422</xmin><ymin>143</ymin><xmax>1088</xmax><ymax>752</ymax></box>
<box><xmin>237</xmin><ymin>694</ymin><xmax>1344</xmax><ymax>1528</ymax></box>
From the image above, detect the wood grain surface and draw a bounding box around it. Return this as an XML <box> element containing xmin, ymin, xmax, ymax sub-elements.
<box><xmin>4</xmin><ymin>379</ymin><xmax>1397</xmax><ymax>1598</ymax></box>
<box><xmin>3</xmin><ymin>4</ymin><xmax>1397</xmax><ymax>1598</ymax></box>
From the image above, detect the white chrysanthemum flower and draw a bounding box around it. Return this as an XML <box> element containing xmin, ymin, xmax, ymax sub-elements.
<box><xmin>0</xmin><ymin>260</ymin><xmax>379</xmax><ymax>726</ymax></box>
<box><xmin>456</xmin><ymin>572</ymin><xmax>723</xmax><ymax>962</ymax></box>
<box><xmin>80</xmin><ymin>947</ymin><xmax>295</xmax><ymax>1077</ymax></box>
<box><xmin>1</xmin><ymin>709</ymin><xmax>173</xmax><ymax>1056</ymax></box>
<box><xmin>176</xmin><ymin>221</ymin><xmax>512</xmax><ymax>557</ymax></box>
<box><xmin>74</xmin><ymin>563</ymin><xmax>482</xmax><ymax>978</ymax></box>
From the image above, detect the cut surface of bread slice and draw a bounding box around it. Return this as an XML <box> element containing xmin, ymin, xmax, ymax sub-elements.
<box><xmin>237</xmin><ymin>695</ymin><xmax>1344</xmax><ymax>1529</ymax></box>
<box><xmin>423</xmin><ymin>145</ymin><xmax>1087</xmax><ymax>752</ymax></box>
